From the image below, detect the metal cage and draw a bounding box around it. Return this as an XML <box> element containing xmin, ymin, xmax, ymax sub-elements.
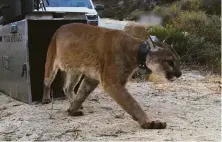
<box><xmin>0</xmin><ymin>12</ymin><xmax>87</xmax><ymax>104</ymax></box>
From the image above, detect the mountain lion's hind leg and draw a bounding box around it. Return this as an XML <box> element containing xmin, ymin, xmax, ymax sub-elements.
<box><xmin>63</xmin><ymin>71</ymin><xmax>82</xmax><ymax>103</ymax></box>
<box><xmin>68</xmin><ymin>76</ymin><xmax>99</xmax><ymax>116</ymax></box>
<box><xmin>42</xmin><ymin>66</ymin><xmax>59</xmax><ymax>104</ymax></box>
<box><xmin>73</xmin><ymin>74</ymin><xmax>85</xmax><ymax>109</ymax></box>
<box><xmin>74</xmin><ymin>74</ymin><xmax>85</xmax><ymax>94</ymax></box>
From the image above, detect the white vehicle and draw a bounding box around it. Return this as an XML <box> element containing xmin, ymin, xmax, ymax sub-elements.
<box><xmin>39</xmin><ymin>0</ymin><xmax>104</xmax><ymax>26</ymax></box>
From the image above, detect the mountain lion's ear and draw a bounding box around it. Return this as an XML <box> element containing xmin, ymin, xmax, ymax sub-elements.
<box><xmin>150</xmin><ymin>36</ymin><xmax>160</xmax><ymax>43</ymax></box>
<box><xmin>162</xmin><ymin>37</ymin><xmax>169</xmax><ymax>43</ymax></box>
<box><xmin>146</xmin><ymin>36</ymin><xmax>160</xmax><ymax>52</ymax></box>
<box><xmin>171</xmin><ymin>41</ymin><xmax>174</xmax><ymax>48</ymax></box>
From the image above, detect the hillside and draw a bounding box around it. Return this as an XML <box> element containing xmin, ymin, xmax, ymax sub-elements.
<box><xmin>94</xmin><ymin>0</ymin><xmax>221</xmax><ymax>20</ymax></box>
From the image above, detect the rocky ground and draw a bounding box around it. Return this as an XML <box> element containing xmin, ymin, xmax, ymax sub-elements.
<box><xmin>0</xmin><ymin>70</ymin><xmax>221</xmax><ymax>141</ymax></box>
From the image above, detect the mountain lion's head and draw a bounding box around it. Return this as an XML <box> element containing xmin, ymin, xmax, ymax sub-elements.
<box><xmin>139</xmin><ymin>36</ymin><xmax>182</xmax><ymax>81</ymax></box>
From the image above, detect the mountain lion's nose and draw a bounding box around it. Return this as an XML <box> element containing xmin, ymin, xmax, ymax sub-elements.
<box><xmin>175</xmin><ymin>71</ymin><xmax>182</xmax><ymax>78</ymax></box>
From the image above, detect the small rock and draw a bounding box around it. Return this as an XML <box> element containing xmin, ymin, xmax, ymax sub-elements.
<box><xmin>26</xmin><ymin>133</ymin><xmax>32</xmax><ymax>136</ymax></box>
<box><xmin>101</xmin><ymin>106</ymin><xmax>112</xmax><ymax>110</ymax></box>
<box><xmin>1</xmin><ymin>106</ymin><xmax>7</xmax><ymax>110</ymax></box>
<box><xmin>18</xmin><ymin>118</ymin><xmax>23</xmax><ymax>121</ymax></box>
<box><xmin>115</xmin><ymin>113</ymin><xmax>124</xmax><ymax>119</ymax></box>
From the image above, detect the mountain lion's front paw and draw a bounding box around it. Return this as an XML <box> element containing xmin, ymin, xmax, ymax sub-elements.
<box><xmin>141</xmin><ymin>120</ymin><xmax>167</xmax><ymax>129</ymax></box>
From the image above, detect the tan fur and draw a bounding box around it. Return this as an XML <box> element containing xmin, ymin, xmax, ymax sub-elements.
<box><xmin>42</xmin><ymin>23</ymin><xmax>181</xmax><ymax>129</ymax></box>
<box><xmin>123</xmin><ymin>22</ymin><xmax>150</xmax><ymax>40</ymax></box>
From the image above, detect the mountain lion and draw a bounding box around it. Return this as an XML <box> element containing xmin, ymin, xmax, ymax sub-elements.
<box><xmin>42</xmin><ymin>23</ymin><xmax>182</xmax><ymax>129</ymax></box>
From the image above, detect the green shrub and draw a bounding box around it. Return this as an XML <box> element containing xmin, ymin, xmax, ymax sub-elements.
<box><xmin>153</xmin><ymin>0</ymin><xmax>202</xmax><ymax>24</ymax></box>
<box><xmin>149</xmin><ymin>25</ymin><xmax>187</xmax><ymax>42</ymax></box>
<box><xmin>153</xmin><ymin>4</ymin><xmax>181</xmax><ymax>25</ymax></box>
<box><xmin>172</xmin><ymin>11</ymin><xmax>221</xmax><ymax>44</ymax></box>
<box><xmin>180</xmin><ymin>0</ymin><xmax>202</xmax><ymax>11</ymax></box>
<box><xmin>202</xmin><ymin>0</ymin><xmax>221</xmax><ymax>15</ymax></box>
<box><xmin>150</xmin><ymin>0</ymin><xmax>221</xmax><ymax>73</ymax></box>
<box><xmin>182</xmin><ymin>35</ymin><xmax>221</xmax><ymax>72</ymax></box>
<box><xmin>126</xmin><ymin>9</ymin><xmax>146</xmax><ymax>20</ymax></box>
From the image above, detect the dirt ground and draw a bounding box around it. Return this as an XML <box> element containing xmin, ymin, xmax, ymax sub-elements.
<box><xmin>0</xmin><ymin>70</ymin><xmax>221</xmax><ymax>141</ymax></box>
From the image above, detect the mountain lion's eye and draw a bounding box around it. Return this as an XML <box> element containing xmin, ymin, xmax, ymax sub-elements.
<box><xmin>167</xmin><ymin>60</ymin><xmax>174</xmax><ymax>67</ymax></box>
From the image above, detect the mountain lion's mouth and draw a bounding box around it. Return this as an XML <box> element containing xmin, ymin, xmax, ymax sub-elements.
<box><xmin>166</xmin><ymin>72</ymin><xmax>175</xmax><ymax>81</ymax></box>
<box><xmin>168</xmin><ymin>77</ymin><xmax>176</xmax><ymax>82</ymax></box>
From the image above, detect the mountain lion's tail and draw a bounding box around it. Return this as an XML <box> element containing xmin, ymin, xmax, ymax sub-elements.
<box><xmin>44</xmin><ymin>31</ymin><xmax>59</xmax><ymax>85</ymax></box>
